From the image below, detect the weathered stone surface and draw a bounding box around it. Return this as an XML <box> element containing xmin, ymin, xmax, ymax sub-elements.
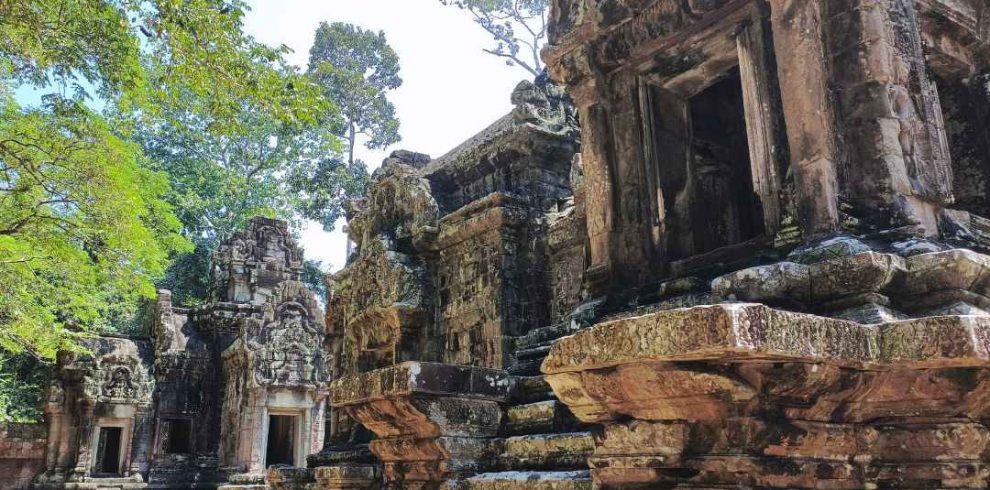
<box><xmin>0</xmin><ymin>423</ymin><xmax>47</xmax><ymax>490</ymax></box>
<box><xmin>30</xmin><ymin>218</ymin><xmax>327</xmax><ymax>489</ymax></box>
<box><xmin>23</xmin><ymin>0</ymin><xmax>990</xmax><ymax>487</ymax></box>
<box><xmin>313</xmin><ymin>464</ymin><xmax>380</xmax><ymax>490</ymax></box>
<box><xmin>543</xmin><ymin>302</ymin><xmax>990</xmax><ymax>488</ymax></box>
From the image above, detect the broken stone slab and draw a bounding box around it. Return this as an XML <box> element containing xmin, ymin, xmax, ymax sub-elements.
<box><xmin>544</xmin><ymin>304</ymin><xmax>874</xmax><ymax>375</ymax></box>
<box><xmin>540</xmin><ymin>305</ymin><xmax>990</xmax><ymax>489</ymax></box>
<box><xmin>712</xmin><ymin>252</ymin><xmax>904</xmax><ymax>308</ymax></box>
<box><xmin>786</xmin><ymin>236</ymin><xmax>873</xmax><ymax>264</ymax></box>
<box><xmin>267</xmin><ymin>466</ymin><xmax>315</xmax><ymax>490</ymax></box>
<box><xmin>889</xmin><ymin>248</ymin><xmax>990</xmax><ymax>297</ymax></box>
<box><xmin>712</xmin><ymin>248</ymin><xmax>990</xmax><ymax>318</ymax></box>
<box><xmin>330</xmin><ymin>363</ymin><xmax>511</xmax><ymax>487</ymax></box>
<box><xmin>496</xmin><ymin>432</ymin><xmax>594</xmax><ymax>471</ymax></box>
<box><xmin>455</xmin><ymin>470</ymin><xmax>593</xmax><ymax>490</ymax></box>
<box><xmin>711</xmin><ymin>261</ymin><xmax>811</xmax><ymax>304</ymax></box>
<box><xmin>313</xmin><ymin>464</ymin><xmax>381</xmax><ymax>490</ymax></box>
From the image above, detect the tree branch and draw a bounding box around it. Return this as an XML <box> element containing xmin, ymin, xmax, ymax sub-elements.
<box><xmin>482</xmin><ymin>48</ymin><xmax>540</xmax><ymax>77</ymax></box>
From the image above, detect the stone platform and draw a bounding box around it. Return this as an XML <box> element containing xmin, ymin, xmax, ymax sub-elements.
<box><xmin>543</xmin><ymin>303</ymin><xmax>990</xmax><ymax>489</ymax></box>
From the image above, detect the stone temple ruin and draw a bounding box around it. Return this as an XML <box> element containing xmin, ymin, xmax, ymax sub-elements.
<box><xmin>5</xmin><ymin>0</ymin><xmax>990</xmax><ymax>488</ymax></box>
<box><xmin>29</xmin><ymin>218</ymin><xmax>329</xmax><ymax>489</ymax></box>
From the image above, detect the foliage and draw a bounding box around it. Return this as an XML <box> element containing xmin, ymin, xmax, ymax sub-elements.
<box><xmin>0</xmin><ymin>0</ymin><xmax>334</xmax><ymax>357</ymax></box>
<box><xmin>0</xmin><ymin>92</ymin><xmax>190</xmax><ymax>358</ymax></box>
<box><xmin>0</xmin><ymin>0</ymin><xmax>376</xmax><ymax>419</ymax></box>
<box><xmin>439</xmin><ymin>0</ymin><xmax>549</xmax><ymax>77</ymax></box>
<box><xmin>302</xmin><ymin>259</ymin><xmax>329</xmax><ymax>303</ymax></box>
<box><xmin>0</xmin><ymin>354</ymin><xmax>48</xmax><ymax>423</ymax></box>
<box><xmin>308</xmin><ymin>22</ymin><xmax>402</xmax><ymax>165</ymax></box>
<box><xmin>124</xmin><ymin>81</ymin><xmax>368</xmax><ymax>304</ymax></box>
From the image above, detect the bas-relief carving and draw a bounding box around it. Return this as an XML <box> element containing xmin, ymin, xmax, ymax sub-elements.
<box><xmin>512</xmin><ymin>77</ymin><xmax>579</xmax><ymax>139</ymax></box>
<box><xmin>80</xmin><ymin>354</ymin><xmax>153</xmax><ymax>406</ymax></box>
<box><xmin>34</xmin><ymin>218</ymin><xmax>329</xmax><ymax>489</ymax></box>
<box><xmin>241</xmin><ymin>282</ymin><xmax>329</xmax><ymax>388</ymax></box>
<box><xmin>334</xmin><ymin>160</ymin><xmax>438</xmax><ymax>375</ymax></box>
<box><xmin>36</xmin><ymin>2</ymin><xmax>990</xmax><ymax>488</ymax></box>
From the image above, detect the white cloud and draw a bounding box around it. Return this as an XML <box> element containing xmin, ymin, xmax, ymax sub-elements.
<box><xmin>243</xmin><ymin>0</ymin><xmax>531</xmax><ymax>271</ymax></box>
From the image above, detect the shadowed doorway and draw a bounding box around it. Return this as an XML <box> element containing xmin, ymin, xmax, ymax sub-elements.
<box><xmin>265</xmin><ymin>415</ymin><xmax>296</xmax><ymax>467</ymax></box>
<box><xmin>94</xmin><ymin>427</ymin><xmax>123</xmax><ymax>476</ymax></box>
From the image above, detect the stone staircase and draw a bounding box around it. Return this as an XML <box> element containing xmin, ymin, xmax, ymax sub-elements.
<box><xmin>455</xmin><ymin>321</ymin><xmax>595</xmax><ymax>490</ymax></box>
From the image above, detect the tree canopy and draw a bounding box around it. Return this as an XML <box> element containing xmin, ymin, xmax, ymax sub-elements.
<box><xmin>439</xmin><ymin>0</ymin><xmax>549</xmax><ymax>77</ymax></box>
<box><xmin>308</xmin><ymin>22</ymin><xmax>402</xmax><ymax>166</ymax></box>
<box><xmin>0</xmin><ymin>0</ymin><xmax>370</xmax><ymax>354</ymax></box>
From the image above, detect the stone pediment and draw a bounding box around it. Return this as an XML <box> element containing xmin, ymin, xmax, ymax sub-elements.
<box><xmin>73</xmin><ymin>338</ymin><xmax>154</xmax><ymax>406</ymax></box>
<box><xmin>347</xmin><ymin>162</ymin><xmax>439</xmax><ymax>250</ymax></box>
<box><xmin>215</xmin><ymin>217</ymin><xmax>303</xmax><ymax>270</ymax></box>
<box><xmin>225</xmin><ymin>280</ymin><xmax>328</xmax><ymax>389</ymax></box>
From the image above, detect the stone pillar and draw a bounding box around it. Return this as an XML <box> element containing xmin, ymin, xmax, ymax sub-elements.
<box><xmin>827</xmin><ymin>0</ymin><xmax>951</xmax><ymax>231</ymax></box>
<box><xmin>330</xmin><ymin>363</ymin><xmax>509</xmax><ymax>489</ymax></box>
<box><xmin>569</xmin><ymin>72</ymin><xmax>615</xmax><ymax>296</ymax></box>
<box><xmin>737</xmin><ymin>7</ymin><xmax>786</xmax><ymax>235</ymax></box>
<box><xmin>972</xmin><ymin>68</ymin><xmax>990</xmax><ymax>195</ymax></box>
<box><xmin>70</xmin><ymin>404</ymin><xmax>95</xmax><ymax>480</ymax></box>
<box><xmin>768</xmin><ymin>0</ymin><xmax>840</xmax><ymax>237</ymax></box>
<box><xmin>127</xmin><ymin>407</ymin><xmax>154</xmax><ymax>478</ymax></box>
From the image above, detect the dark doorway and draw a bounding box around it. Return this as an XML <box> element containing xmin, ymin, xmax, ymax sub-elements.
<box><xmin>265</xmin><ymin>415</ymin><xmax>296</xmax><ymax>467</ymax></box>
<box><xmin>94</xmin><ymin>427</ymin><xmax>123</xmax><ymax>476</ymax></box>
<box><xmin>643</xmin><ymin>67</ymin><xmax>765</xmax><ymax>263</ymax></box>
<box><xmin>687</xmin><ymin>68</ymin><xmax>763</xmax><ymax>255</ymax></box>
<box><xmin>162</xmin><ymin>419</ymin><xmax>193</xmax><ymax>454</ymax></box>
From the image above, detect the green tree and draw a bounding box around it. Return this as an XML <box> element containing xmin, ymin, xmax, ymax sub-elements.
<box><xmin>0</xmin><ymin>0</ymin><xmax>373</xmax><ymax>420</ymax></box>
<box><xmin>440</xmin><ymin>0</ymin><xmax>549</xmax><ymax>77</ymax></box>
<box><xmin>0</xmin><ymin>92</ymin><xmax>190</xmax><ymax>359</ymax></box>
<box><xmin>0</xmin><ymin>0</ymin><xmax>344</xmax><ymax>356</ymax></box>
<box><xmin>125</xmin><ymin>76</ymin><xmax>368</xmax><ymax>304</ymax></box>
<box><xmin>308</xmin><ymin>22</ymin><xmax>402</xmax><ymax>165</ymax></box>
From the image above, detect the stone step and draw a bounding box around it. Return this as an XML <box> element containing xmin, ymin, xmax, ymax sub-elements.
<box><xmin>497</xmin><ymin>432</ymin><xmax>594</xmax><ymax>471</ymax></box>
<box><xmin>515</xmin><ymin>344</ymin><xmax>552</xmax><ymax>361</ymax></box>
<box><xmin>507</xmin><ymin>358</ymin><xmax>543</xmax><ymax>376</ymax></box>
<box><xmin>515</xmin><ymin>322</ymin><xmax>581</xmax><ymax>351</ymax></box>
<box><xmin>510</xmin><ymin>375</ymin><xmax>555</xmax><ymax>404</ymax></box>
<box><xmin>458</xmin><ymin>470</ymin><xmax>593</xmax><ymax>490</ymax></box>
<box><xmin>505</xmin><ymin>400</ymin><xmax>581</xmax><ymax>435</ymax></box>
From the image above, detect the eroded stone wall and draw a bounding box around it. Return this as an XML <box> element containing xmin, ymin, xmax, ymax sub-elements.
<box><xmin>0</xmin><ymin>423</ymin><xmax>46</xmax><ymax>490</ymax></box>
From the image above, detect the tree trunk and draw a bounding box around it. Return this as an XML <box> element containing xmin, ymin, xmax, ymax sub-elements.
<box><xmin>348</xmin><ymin>122</ymin><xmax>357</xmax><ymax>165</ymax></box>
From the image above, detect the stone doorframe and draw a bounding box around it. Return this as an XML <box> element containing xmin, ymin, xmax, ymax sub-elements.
<box><xmin>263</xmin><ymin>406</ymin><xmax>310</xmax><ymax>468</ymax></box>
<box><xmin>224</xmin><ymin>387</ymin><xmax>326</xmax><ymax>479</ymax></box>
<box><xmin>86</xmin><ymin>416</ymin><xmax>134</xmax><ymax>477</ymax></box>
<box><xmin>635</xmin><ymin>2</ymin><xmax>787</xmax><ymax>265</ymax></box>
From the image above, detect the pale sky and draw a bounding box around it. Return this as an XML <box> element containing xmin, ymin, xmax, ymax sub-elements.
<box><xmin>243</xmin><ymin>0</ymin><xmax>533</xmax><ymax>271</ymax></box>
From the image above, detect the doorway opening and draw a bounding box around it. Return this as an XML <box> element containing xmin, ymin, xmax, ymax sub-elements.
<box><xmin>643</xmin><ymin>67</ymin><xmax>764</xmax><ymax>262</ymax></box>
<box><xmin>162</xmin><ymin>418</ymin><xmax>193</xmax><ymax>454</ymax></box>
<box><xmin>686</xmin><ymin>68</ymin><xmax>763</xmax><ymax>255</ymax></box>
<box><xmin>94</xmin><ymin>427</ymin><xmax>123</xmax><ymax>476</ymax></box>
<box><xmin>265</xmin><ymin>414</ymin><xmax>296</xmax><ymax>467</ymax></box>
